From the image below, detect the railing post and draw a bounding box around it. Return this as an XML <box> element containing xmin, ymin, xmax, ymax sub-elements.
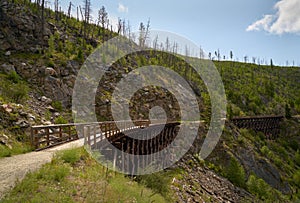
<box><xmin>84</xmin><ymin>126</ymin><xmax>87</xmax><ymax>145</ymax></box>
<box><xmin>59</xmin><ymin>126</ymin><xmax>62</xmax><ymax>141</ymax></box>
<box><xmin>68</xmin><ymin>126</ymin><xmax>72</xmax><ymax>140</ymax></box>
<box><xmin>87</xmin><ymin>126</ymin><xmax>91</xmax><ymax>146</ymax></box>
<box><xmin>34</xmin><ymin>128</ymin><xmax>38</xmax><ymax>149</ymax></box>
<box><xmin>46</xmin><ymin>128</ymin><xmax>50</xmax><ymax>146</ymax></box>
<box><xmin>105</xmin><ymin>123</ymin><xmax>108</xmax><ymax>138</ymax></box>
<box><xmin>30</xmin><ymin>126</ymin><xmax>34</xmax><ymax>147</ymax></box>
<box><xmin>93</xmin><ymin>125</ymin><xmax>97</xmax><ymax>146</ymax></box>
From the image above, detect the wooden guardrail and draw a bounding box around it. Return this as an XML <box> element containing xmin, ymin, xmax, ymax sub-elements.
<box><xmin>31</xmin><ymin>123</ymin><xmax>82</xmax><ymax>151</ymax></box>
<box><xmin>30</xmin><ymin>120</ymin><xmax>150</xmax><ymax>151</ymax></box>
<box><xmin>82</xmin><ymin>120</ymin><xmax>150</xmax><ymax>147</ymax></box>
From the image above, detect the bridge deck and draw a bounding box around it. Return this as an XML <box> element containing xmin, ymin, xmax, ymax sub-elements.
<box><xmin>231</xmin><ymin>115</ymin><xmax>284</xmax><ymax>138</ymax></box>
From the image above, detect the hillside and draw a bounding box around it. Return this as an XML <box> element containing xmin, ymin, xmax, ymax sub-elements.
<box><xmin>0</xmin><ymin>0</ymin><xmax>300</xmax><ymax>202</ymax></box>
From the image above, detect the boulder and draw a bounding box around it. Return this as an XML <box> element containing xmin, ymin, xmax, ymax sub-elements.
<box><xmin>40</xmin><ymin>96</ymin><xmax>52</xmax><ymax>105</ymax></box>
<box><xmin>0</xmin><ymin>134</ymin><xmax>12</xmax><ymax>149</ymax></box>
<box><xmin>1</xmin><ymin>104</ymin><xmax>13</xmax><ymax>113</ymax></box>
<box><xmin>45</xmin><ymin>67</ymin><xmax>57</xmax><ymax>76</ymax></box>
<box><xmin>15</xmin><ymin>120</ymin><xmax>30</xmax><ymax>128</ymax></box>
<box><xmin>1</xmin><ymin>63</ymin><xmax>15</xmax><ymax>74</ymax></box>
<box><xmin>42</xmin><ymin>121</ymin><xmax>52</xmax><ymax>125</ymax></box>
<box><xmin>27</xmin><ymin>113</ymin><xmax>36</xmax><ymax>121</ymax></box>
<box><xmin>47</xmin><ymin>106</ymin><xmax>56</xmax><ymax>112</ymax></box>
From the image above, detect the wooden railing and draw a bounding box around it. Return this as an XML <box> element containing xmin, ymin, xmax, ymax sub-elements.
<box><xmin>82</xmin><ymin>120</ymin><xmax>150</xmax><ymax>147</ymax></box>
<box><xmin>30</xmin><ymin>120</ymin><xmax>150</xmax><ymax>151</ymax></box>
<box><xmin>31</xmin><ymin>123</ymin><xmax>82</xmax><ymax>151</ymax></box>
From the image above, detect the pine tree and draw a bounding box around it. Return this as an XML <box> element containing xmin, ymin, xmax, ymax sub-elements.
<box><xmin>97</xmin><ymin>6</ymin><xmax>108</xmax><ymax>28</ymax></box>
<box><xmin>83</xmin><ymin>0</ymin><xmax>91</xmax><ymax>38</ymax></box>
<box><xmin>285</xmin><ymin>103</ymin><xmax>291</xmax><ymax>119</ymax></box>
<box><xmin>270</xmin><ymin>59</ymin><xmax>274</xmax><ymax>68</ymax></box>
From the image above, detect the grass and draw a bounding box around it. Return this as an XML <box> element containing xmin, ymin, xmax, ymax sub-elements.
<box><xmin>1</xmin><ymin>148</ymin><xmax>168</xmax><ymax>203</ymax></box>
<box><xmin>0</xmin><ymin>142</ymin><xmax>33</xmax><ymax>158</ymax></box>
<box><xmin>0</xmin><ymin>72</ymin><xmax>29</xmax><ymax>104</ymax></box>
<box><xmin>136</xmin><ymin>169</ymin><xmax>182</xmax><ymax>201</ymax></box>
<box><xmin>0</xmin><ymin>145</ymin><xmax>11</xmax><ymax>157</ymax></box>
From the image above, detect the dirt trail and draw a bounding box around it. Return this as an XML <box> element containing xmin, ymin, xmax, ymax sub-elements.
<box><xmin>0</xmin><ymin>139</ymin><xmax>84</xmax><ymax>199</ymax></box>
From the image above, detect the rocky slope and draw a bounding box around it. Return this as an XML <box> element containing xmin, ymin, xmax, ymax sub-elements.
<box><xmin>172</xmin><ymin>155</ymin><xmax>254</xmax><ymax>202</ymax></box>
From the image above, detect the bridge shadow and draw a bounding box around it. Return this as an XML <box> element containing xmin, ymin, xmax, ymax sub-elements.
<box><xmin>89</xmin><ymin>122</ymin><xmax>181</xmax><ymax>174</ymax></box>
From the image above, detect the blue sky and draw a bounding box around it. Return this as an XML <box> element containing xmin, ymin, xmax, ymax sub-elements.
<box><xmin>59</xmin><ymin>0</ymin><xmax>300</xmax><ymax>66</ymax></box>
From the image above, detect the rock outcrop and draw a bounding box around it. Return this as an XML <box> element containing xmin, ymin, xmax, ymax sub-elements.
<box><xmin>0</xmin><ymin>1</ymin><xmax>51</xmax><ymax>53</ymax></box>
<box><xmin>172</xmin><ymin>155</ymin><xmax>254</xmax><ymax>202</ymax></box>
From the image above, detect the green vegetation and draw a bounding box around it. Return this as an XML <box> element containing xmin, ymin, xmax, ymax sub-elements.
<box><xmin>56</xmin><ymin>148</ymin><xmax>81</xmax><ymax>165</ymax></box>
<box><xmin>214</xmin><ymin>61</ymin><xmax>300</xmax><ymax>117</ymax></box>
<box><xmin>136</xmin><ymin>169</ymin><xmax>182</xmax><ymax>201</ymax></box>
<box><xmin>207</xmin><ymin>122</ymin><xmax>300</xmax><ymax>202</ymax></box>
<box><xmin>224</xmin><ymin>157</ymin><xmax>246</xmax><ymax>188</ymax></box>
<box><xmin>54</xmin><ymin>115</ymin><xmax>68</xmax><ymax>124</ymax></box>
<box><xmin>0</xmin><ymin>72</ymin><xmax>29</xmax><ymax>104</ymax></box>
<box><xmin>2</xmin><ymin>148</ymin><xmax>167</xmax><ymax>203</ymax></box>
<box><xmin>246</xmin><ymin>174</ymin><xmax>280</xmax><ymax>201</ymax></box>
<box><xmin>0</xmin><ymin>141</ymin><xmax>32</xmax><ymax>158</ymax></box>
<box><xmin>51</xmin><ymin>101</ymin><xmax>63</xmax><ymax>112</ymax></box>
<box><xmin>295</xmin><ymin>150</ymin><xmax>300</xmax><ymax>166</ymax></box>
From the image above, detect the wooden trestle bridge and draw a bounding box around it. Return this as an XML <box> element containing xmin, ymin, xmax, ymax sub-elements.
<box><xmin>231</xmin><ymin>115</ymin><xmax>284</xmax><ymax>139</ymax></box>
<box><xmin>31</xmin><ymin>120</ymin><xmax>181</xmax><ymax>173</ymax></box>
<box><xmin>31</xmin><ymin>116</ymin><xmax>284</xmax><ymax>151</ymax></box>
<box><xmin>30</xmin><ymin>115</ymin><xmax>284</xmax><ymax>171</ymax></box>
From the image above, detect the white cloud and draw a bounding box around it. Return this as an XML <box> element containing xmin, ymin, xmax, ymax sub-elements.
<box><xmin>246</xmin><ymin>0</ymin><xmax>300</xmax><ymax>34</ymax></box>
<box><xmin>246</xmin><ymin>15</ymin><xmax>274</xmax><ymax>32</ymax></box>
<box><xmin>118</xmin><ymin>3</ymin><xmax>128</xmax><ymax>13</ymax></box>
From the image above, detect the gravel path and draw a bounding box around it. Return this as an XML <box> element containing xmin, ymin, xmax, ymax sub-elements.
<box><xmin>0</xmin><ymin>139</ymin><xmax>84</xmax><ymax>199</ymax></box>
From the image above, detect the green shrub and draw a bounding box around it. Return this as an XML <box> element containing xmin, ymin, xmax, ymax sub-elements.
<box><xmin>0</xmin><ymin>145</ymin><xmax>11</xmax><ymax>157</ymax></box>
<box><xmin>7</xmin><ymin>71</ymin><xmax>21</xmax><ymax>83</ymax></box>
<box><xmin>44</xmin><ymin>110</ymin><xmax>51</xmax><ymax>120</ymax></box>
<box><xmin>247</xmin><ymin>174</ymin><xmax>270</xmax><ymax>200</ymax></box>
<box><xmin>289</xmin><ymin>139</ymin><xmax>299</xmax><ymax>151</ymax></box>
<box><xmin>260</xmin><ymin>146</ymin><xmax>270</xmax><ymax>156</ymax></box>
<box><xmin>237</xmin><ymin>136</ymin><xmax>246</xmax><ymax>145</ymax></box>
<box><xmin>51</xmin><ymin>101</ymin><xmax>63</xmax><ymax>112</ymax></box>
<box><xmin>1</xmin><ymin>80</ymin><xmax>29</xmax><ymax>103</ymax></box>
<box><xmin>207</xmin><ymin>162</ymin><xmax>221</xmax><ymax>173</ymax></box>
<box><xmin>295</xmin><ymin>150</ymin><xmax>300</xmax><ymax>166</ymax></box>
<box><xmin>293</xmin><ymin>170</ymin><xmax>300</xmax><ymax>187</ymax></box>
<box><xmin>273</xmin><ymin>156</ymin><xmax>283</xmax><ymax>168</ymax></box>
<box><xmin>11</xmin><ymin>82</ymin><xmax>29</xmax><ymax>103</ymax></box>
<box><xmin>47</xmin><ymin>60</ymin><xmax>55</xmax><ymax>68</ymax></box>
<box><xmin>285</xmin><ymin>104</ymin><xmax>291</xmax><ymax>119</ymax></box>
<box><xmin>239</xmin><ymin>129</ymin><xmax>254</xmax><ymax>140</ymax></box>
<box><xmin>47</xmin><ymin>35</ymin><xmax>55</xmax><ymax>56</ymax></box>
<box><xmin>225</xmin><ymin>157</ymin><xmax>246</xmax><ymax>188</ymax></box>
<box><xmin>54</xmin><ymin>116</ymin><xmax>68</xmax><ymax>124</ymax></box>
<box><xmin>58</xmin><ymin>148</ymin><xmax>81</xmax><ymax>165</ymax></box>
<box><xmin>76</xmin><ymin>49</ymin><xmax>84</xmax><ymax>63</ymax></box>
<box><xmin>256</xmin><ymin>131</ymin><xmax>266</xmax><ymax>142</ymax></box>
<box><xmin>37</xmin><ymin>164</ymin><xmax>70</xmax><ymax>182</ymax></box>
<box><xmin>137</xmin><ymin>170</ymin><xmax>175</xmax><ymax>198</ymax></box>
